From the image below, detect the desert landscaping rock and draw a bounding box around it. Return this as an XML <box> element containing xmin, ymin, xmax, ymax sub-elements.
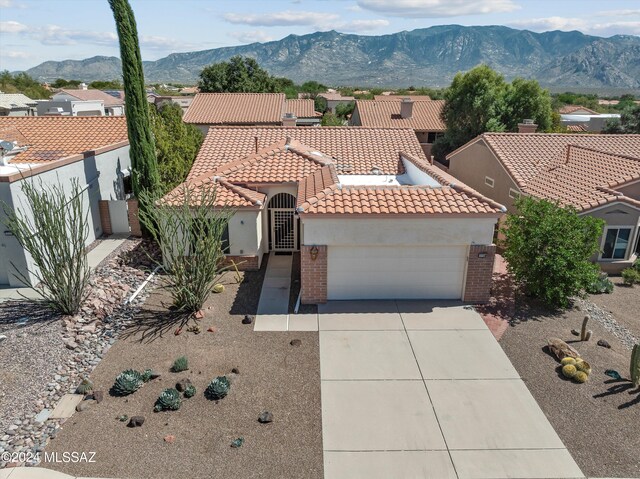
<box><xmin>258</xmin><ymin>411</ymin><xmax>273</xmax><ymax>423</ymax></box>
<box><xmin>0</xmin><ymin>238</ymin><xmax>159</xmax><ymax>467</ymax></box>
<box><xmin>75</xmin><ymin>399</ymin><xmax>96</xmax><ymax>412</ymax></box>
<box><xmin>574</xmin><ymin>297</ymin><xmax>638</xmax><ymax>350</ymax></box>
<box><xmin>597</xmin><ymin>339</ymin><xmax>611</xmax><ymax>349</ymax></box>
<box><xmin>128</xmin><ymin>416</ymin><xmax>145</xmax><ymax>428</ymax></box>
<box><xmin>175</xmin><ymin>378</ymin><xmax>192</xmax><ymax>392</ymax></box>
<box><xmin>89</xmin><ymin>390</ymin><xmax>104</xmax><ymax>403</ymax></box>
<box><xmin>164</xmin><ymin>434</ymin><xmax>175</xmax><ymax>443</ymax></box>
<box><xmin>290</xmin><ymin>339</ymin><xmax>302</xmax><ymax>347</ymax></box>
<box><xmin>231</xmin><ymin>367</ymin><xmax>240</xmax><ymax>374</ymax></box>
<box><xmin>242</xmin><ymin>314</ymin><xmax>254</xmax><ymax>324</ymax></box>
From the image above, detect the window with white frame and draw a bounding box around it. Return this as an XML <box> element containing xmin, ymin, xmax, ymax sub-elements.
<box><xmin>485</xmin><ymin>176</ymin><xmax>495</xmax><ymax>188</ymax></box>
<box><xmin>509</xmin><ymin>188</ymin><xmax>520</xmax><ymax>199</ymax></box>
<box><xmin>601</xmin><ymin>227</ymin><xmax>633</xmax><ymax>260</ymax></box>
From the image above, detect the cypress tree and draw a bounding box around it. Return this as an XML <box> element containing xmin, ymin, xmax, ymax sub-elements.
<box><xmin>109</xmin><ymin>0</ymin><xmax>159</xmax><ymax>195</ymax></box>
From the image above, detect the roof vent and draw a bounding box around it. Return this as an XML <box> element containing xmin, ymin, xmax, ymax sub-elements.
<box><xmin>370</xmin><ymin>166</ymin><xmax>382</xmax><ymax>175</ymax></box>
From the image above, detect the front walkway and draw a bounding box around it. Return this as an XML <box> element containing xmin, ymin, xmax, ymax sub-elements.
<box><xmin>254</xmin><ymin>253</ymin><xmax>292</xmax><ymax>331</ymax></box>
<box><xmin>319</xmin><ymin>300</ymin><xmax>585</xmax><ymax>479</ymax></box>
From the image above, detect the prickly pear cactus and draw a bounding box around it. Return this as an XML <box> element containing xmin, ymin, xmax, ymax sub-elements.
<box><xmin>172</xmin><ymin>356</ymin><xmax>189</xmax><ymax>373</ymax></box>
<box><xmin>205</xmin><ymin>376</ymin><xmax>231</xmax><ymax>400</ymax></box>
<box><xmin>184</xmin><ymin>384</ymin><xmax>197</xmax><ymax>398</ymax></box>
<box><xmin>631</xmin><ymin>343</ymin><xmax>640</xmax><ymax>388</ymax></box>
<box><xmin>154</xmin><ymin>388</ymin><xmax>182</xmax><ymax>412</ymax></box>
<box><xmin>112</xmin><ymin>369</ymin><xmax>144</xmax><ymax>396</ymax></box>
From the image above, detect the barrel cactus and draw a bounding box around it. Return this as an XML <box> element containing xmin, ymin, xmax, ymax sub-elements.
<box><xmin>184</xmin><ymin>384</ymin><xmax>197</xmax><ymax>398</ymax></box>
<box><xmin>560</xmin><ymin>357</ymin><xmax>577</xmax><ymax>366</ymax></box>
<box><xmin>112</xmin><ymin>369</ymin><xmax>144</xmax><ymax>396</ymax></box>
<box><xmin>205</xmin><ymin>376</ymin><xmax>231</xmax><ymax>400</ymax></box>
<box><xmin>213</xmin><ymin>283</ymin><xmax>225</xmax><ymax>293</ymax></box>
<box><xmin>562</xmin><ymin>364</ymin><xmax>577</xmax><ymax>379</ymax></box>
<box><xmin>172</xmin><ymin>356</ymin><xmax>189</xmax><ymax>373</ymax></box>
<box><xmin>631</xmin><ymin>343</ymin><xmax>640</xmax><ymax>388</ymax></box>
<box><xmin>574</xmin><ymin>371</ymin><xmax>589</xmax><ymax>383</ymax></box>
<box><xmin>76</xmin><ymin>378</ymin><xmax>94</xmax><ymax>395</ymax></box>
<box><xmin>154</xmin><ymin>388</ymin><xmax>182</xmax><ymax>412</ymax></box>
<box><xmin>575</xmin><ymin>360</ymin><xmax>591</xmax><ymax>375</ymax></box>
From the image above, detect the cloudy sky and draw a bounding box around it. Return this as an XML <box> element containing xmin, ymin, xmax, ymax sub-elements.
<box><xmin>1</xmin><ymin>0</ymin><xmax>639</xmax><ymax>71</ymax></box>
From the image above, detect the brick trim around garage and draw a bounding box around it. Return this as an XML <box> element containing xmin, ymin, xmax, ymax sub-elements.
<box><xmin>220</xmin><ymin>255</ymin><xmax>260</xmax><ymax>271</ymax></box>
<box><xmin>464</xmin><ymin>244</ymin><xmax>496</xmax><ymax>303</ymax></box>
<box><xmin>127</xmin><ymin>199</ymin><xmax>142</xmax><ymax>237</ymax></box>
<box><xmin>301</xmin><ymin>245</ymin><xmax>327</xmax><ymax>304</ymax></box>
<box><xmin>98</xmin><ymin>200</ymin><xmax>112</xmax><ymax>236</ymax></box>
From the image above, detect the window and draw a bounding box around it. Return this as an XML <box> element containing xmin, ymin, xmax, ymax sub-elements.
<box><xmin>601</xmin><ymin>227</ymin><xmax>632</xmax><ymax>260</ymax></box>
<box><xmin>485</xmin><ymin>176</ymin><xmax>495</xmax><ymax>188</ymax></box>
<box><xmin>426</xmin><ymin>132</ymin><xmax>443</xmax><ymax>143</ymax></box>
<box><xmin>509</xmin><ymin>188</ymin><xmax>520</xmax><ymax>199</ymax></box>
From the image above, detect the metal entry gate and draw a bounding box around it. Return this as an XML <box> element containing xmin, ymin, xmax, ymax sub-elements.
<box><xmin>268</xmin><ymin>193</ymin><xmax>297</xmax><ymax>252</ymax></box>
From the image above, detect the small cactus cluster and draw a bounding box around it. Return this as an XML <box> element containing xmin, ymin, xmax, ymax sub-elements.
<box><xmin>213</xmin><ymin>283</ymin><xmax>225</xmax><ymax>293</ymax></box>
<box><xmin>141</xmin><ymin>368</ymin><xmax>154</xmax><ymax>383</ymax></box>
<box><xmin>560</xmin><ymin>357</ymin><xmax>591</xmax><ymax>384</ymax></box>
<box><xmin>205</xmin><ymin>376</ymin><xmax>231</xmax><ymax>400</ymax></box>
<box><xmin>112</xmin><ymin>369</ymin><xmax>145</xmax><ymax>396</ymax></box>
<box><xmin>172</xmin><ymin>356</ymin><xmax>189</xmax><ymax>373</ymax></box>
<box><xmin>154</xmin><ymin>388</ymin><xmax>182</xmax><ymax>412</ymax></box>
<box><xmin>184</xmin><ymin>384</ymin><xmax>197</xmax><ymax>398</ymax></box>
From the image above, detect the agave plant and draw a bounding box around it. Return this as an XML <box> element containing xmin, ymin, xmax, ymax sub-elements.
<box><xmin>112</xmin><ymin>369</ymin><xmax>144</xmax><ymax>396</ymax></box>
<box><xmin>205</xmin><ymin>376</ymin><xmax>230</xmax><ymax>400</ymax></box>
<box><xmin>154</xmin><ymin>388</ymin><xmax>182</xmax><ymax>412</ymax></box>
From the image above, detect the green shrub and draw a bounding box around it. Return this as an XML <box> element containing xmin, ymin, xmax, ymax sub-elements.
<box><xmin>586</xmin><ymin>272</ymin><xmax>614</xmax><ymax>294</ymax></box>
<box><xmin>621</xmin><ymin>268</ymin><xmax>640</xmax><ymax>286</ymax></box>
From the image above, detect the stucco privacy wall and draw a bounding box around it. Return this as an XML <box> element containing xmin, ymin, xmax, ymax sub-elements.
<box><xmin>0</xmin><ymin>145</ymin><xmax>131</xmax><ymax>286</ymax></box>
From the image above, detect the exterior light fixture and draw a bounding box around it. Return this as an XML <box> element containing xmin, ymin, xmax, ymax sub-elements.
<box><xmin>310</xmin><ymin>246</ymin><xmax>319</xmax><ymax>261</ymax></box>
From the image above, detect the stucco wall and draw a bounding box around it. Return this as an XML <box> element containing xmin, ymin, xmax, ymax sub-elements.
<box><xmin>448</xmin><ymin>141</ymin><xmax>521</xmax><ymax>211</ymax></box>
<box><xmin>0</xmin><ymin>145</ymin><xmax>131</xmax><ymax>286</ymax></box>
<box><xmin>227</xmin><ymin>210</ymin><xmax>262</xmax><ymax>257</ymax></box>
<box><xmin>301</xmin><ymin>217</ymin><xmax>497</xmax><ymax>246</ymax></box>
<box><xmin>37</xmin><ymin>100</ymin><xmax>104</xmax><ymax>117</ymax></box>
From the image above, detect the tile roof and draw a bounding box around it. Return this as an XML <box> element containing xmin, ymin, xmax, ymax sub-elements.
<box><xmin>297</xmin><ymin>185</ymin><xmax>504</xmax><ymax>216</ymax></box>
<box><xmin>296</xmin><ymin>165</ymin><xmax>340</xmax><ymax>207</ymax></box>
<box><xmin>161</xmin><ymin>176</ymin><xmax>266</xmax><ymax>208</ymax></box>
<box><xmin>284</xmin><ymin>99</ymin><xmax>321</xmax><ymax>118</ymax></box>
<box><xmin>565</xmin><ymin>124</ymin><xmax>588</xmax><ymax>132</ymax></box>
<box><xmin>188</xmin><ymin>127</ymin><xmax>426</xmax><ymax>178</ymax></box>
<box><xmin>318</xmin><ymin>93</ymin><xmax>354</xmax><ymax>101</ymax></box>
<box><xmin>525</xmin><ymin>145</ymin><xmax>640</xmax><ymax>211</ymax></box>
<box><xmin>214</xmin><ymin>139</ymin><xmax>333</xmax><ymax>184</ymax></box>
<box><xmin>0</xmin><ymin>116</ymin><xmax>128</xmax><ymax>163</ymax></box>
<box><xmin>452</xmin><ymin>133</ymin><xmax>640</xmax><ymax>188</ymax></box>
<box><xmin>558</xmin><ymin>105</ymin><xmax>599</xmax><ymax>115</ymax></box>
<box><xmin>354</xmin><ymin>99</ymin><xmax>445</xmax><ymax>131</ymax></box>
<box><xmin>58</xmin><ymin>88</ymin><xmax>124</xmax><ymax>107</ymax></box>
<box><xmin>0</xmin><ymin>93</ymin><xmax>37</xmax><ymax>110</ymax></box>
<box><xmin>373</xmin><ymin>95</ymin><xmax>431</xmax><ymax>101</ymax></box>
<box><xmin>183</xmin><ymin>93</ymin><xmax>286</xmax><ymax>125</ymax></box>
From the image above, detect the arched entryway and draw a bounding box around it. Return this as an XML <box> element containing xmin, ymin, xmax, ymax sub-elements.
<box><xmin>268</xmin><ymin>193</ymin><xmax>298</xmax><ymax>252</ymax></box>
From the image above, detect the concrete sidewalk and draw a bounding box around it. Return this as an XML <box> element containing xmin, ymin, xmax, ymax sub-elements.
<box><xmin>254</xmin><ymin>253</ymin><xmax>292</xmax><ymax>331</ymax></box>
<box><xmin>319</xmin><ymin>300</ymin><xmax>585</xmax><ymax>479</ymax></box>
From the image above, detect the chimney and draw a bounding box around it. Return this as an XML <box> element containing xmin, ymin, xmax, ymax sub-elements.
<box><xmin>400</xmin><ymin>98</ymin><xmax>414</xmax><ymax>119</ymax></box>
<box><xmin>282</xmin><ymin>112</ymin><xmax>297</xmax><ymax>127</ymax></box>
<box><xmin>80</xmin><ymin>82</ymin><xmax>88</xmax><ymax>90</ymax></box>
<box><xmin>517</xmin><ymin>119</ymin><xmax>537</xmax><ymax>133</ymax></box>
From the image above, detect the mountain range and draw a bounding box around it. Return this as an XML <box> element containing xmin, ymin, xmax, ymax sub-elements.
<box><xmin>22</xmin><ymin>25</ymin><xmax>640</xmax><ymax>89</ymax></box>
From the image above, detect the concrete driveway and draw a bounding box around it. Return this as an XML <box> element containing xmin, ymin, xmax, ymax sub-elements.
<box><xmin>319</xmin><ymin>300</ymin><xmax>585</xmax><ymax>479</ymax></box>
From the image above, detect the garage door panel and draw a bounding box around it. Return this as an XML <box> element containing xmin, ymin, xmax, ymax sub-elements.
<box><xmin>328</xmin><ymin>245</ymin><xmax>466</xmax><ymax>300</ymax></box>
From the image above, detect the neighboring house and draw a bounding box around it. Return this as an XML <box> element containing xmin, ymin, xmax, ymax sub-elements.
<box><xmin>0</xmin><ymin>93</ymin><xmax>37</xmax><ymax>116</ymax></box>
<box><xmin>0</xmin><ymin>116</ymin><xmax>134</xmax><ymax>287</ymax></box>
<box><xmin>37</xmin><ymin>98</ymin><xmax>105</xmax><ymax>117</ymax></box>
<box><xmin>153</xmin><ymin>95</ymin><xmax>195</xmax><ymax>114</ymax></box>
<box><xmin>373</xmin><ymin>95</ymin><xmax>431</xmax><ymax>101</ymax></box>
<box><xmin>163</xmin><ymin>127</ymin><xmax>505</xmax><ymax>304</ymax></box>
<box><xmin>448</xmin><ymin>130</ymin><xmax>640</xmax><ymax>273</ymax></box>
<box><xmin>44</xmin><ymin>84</ymin><xmax>125</xmax><ymax>116</ymax></box>
<box><xmin>558</xmin><ymin>105</ymin><xmax>619</xmax><ymax>132</ymax></box>
<box><xmin>317</xmin><ymin>92</ymin><xmax>355</xmax><ymax>114</ymax></box>
<box><xmin>179</xmin><ymin>86</ymin><xmax>199</xmax><ymax>95</ymax></box>
<box><xmin>350</xmin><ymin>98</ymin><xmax>446</xmax><ymax>157</ymax></box>
<box><xmin>183</xmin><ymin>93</ymin><xmax>321</xmax><ymax>133</ymax></box>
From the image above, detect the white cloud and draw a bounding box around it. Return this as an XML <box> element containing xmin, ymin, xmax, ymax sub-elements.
<box><xmin>596</xmin><ymin>9</ymin><xmax>640</xmax><ymax>18</ymax></box>
<box><xmin>346</xmin><ymin>4</ymin><xmax>362</xmax><ymax>12</ymax></box>
<box><xmin>0</xmin><ymin>50</ymin><xmax>31</xmax><ymax>59</ymax></box>
<box><xmin>229</xmin><ymin>30</ymin><xmax>275</xmax><ymax>44</ymax></box>
<box><xmin>340</xmin><ymin>19</ymin><xmax>390</xmax><ymax>32</ymax></box>
<box><xmin>357</xmin><ymin>0</ymin><xmax>519</xmax><ymax>18</ymax></box>
<box><xmin>223</xmin><ymin>10</ymin><xmax>339</xmax><ymax>27</ymax></box>
<box><xmin>0</xmin><ymin>20</ymin><xmax>28</xmax><ymax>33</ymax></box>
<box><xmin>510</xmin><ymin>16</ymin><xmax>640</xmax><ymax>36</ymax></box>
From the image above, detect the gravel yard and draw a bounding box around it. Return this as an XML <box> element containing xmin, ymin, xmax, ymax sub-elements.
<box><xmin>43</xmin><ymin>256</ymin><xmax>324</xmax><ymax>479</ymax></box>
<box><xmin>500</xmin><ymin>298</ymin><xmax>640</xmax><ymax>478</ymax></box>
<box><xmin>588</xmin><ymin>276</ymin><xmax>640</xmax><ymax>343</ymax></box>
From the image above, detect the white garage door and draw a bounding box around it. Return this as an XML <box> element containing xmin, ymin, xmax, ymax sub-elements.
<box><xmin>327</xmin><ymin>245</ymin><xmax>467</xmax><ymax>300</ymax></box>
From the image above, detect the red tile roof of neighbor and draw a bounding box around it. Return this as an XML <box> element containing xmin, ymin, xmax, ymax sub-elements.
<box><xmin>168</xmin><ymin>127</ymin><xmax>504</xmax><ymax>215</ymax></box>
<box><xmin>284</xmin><ymin>99</ymin><xmax>322</xmax><ymax>118</ymax></box>
<box><xmin>183</xmin><ymin>93</ymin><xmax>287</xmax><ymax>124</ymax></box>
<box><xmin>354</xmin><ymin>99</ymin><xmax>446</xmax><ymax>131</ymax></box>
<box><xmin>373</xmin><ymin>95</ymin><xmax>431</xmax><ymax>101</ymax></box>
<box><xmin>161</xmin><ymin>177</ymin><xmax>266</xmax><ymax>208</ymax></box>
<box><xmin>558</xmin><ymin>105</ymin><xmax>599</xmax><ymax>115</ymax></box>
<box><xmin>58</xmin><ymin>88</ymin><xmax>124</xmax><ymax>107</ymax></box>
<box><xmin>0</xmin><ymin>116</ymin><xmax>128</xmax><ymax>163</ymax></box>
<box><xmin>188</xmin><ymin>127</ymin><xmax>426</xmax><ymax>178</ymax></box>
<box><xmin>566</xmin><ymin>124</ymin><xmax>588</xmax><ymax>132</ymax></box>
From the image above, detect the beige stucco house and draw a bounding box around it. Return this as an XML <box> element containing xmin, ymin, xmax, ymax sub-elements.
<box><xmin>448</xmin><ymin>132</ymin><xmax>640</xmax><ymax>273</ymax></box>
<box><xmin>163</xmin><ymin>127</ymin><xmax>505</xmax><ymax>304</ymax></box>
